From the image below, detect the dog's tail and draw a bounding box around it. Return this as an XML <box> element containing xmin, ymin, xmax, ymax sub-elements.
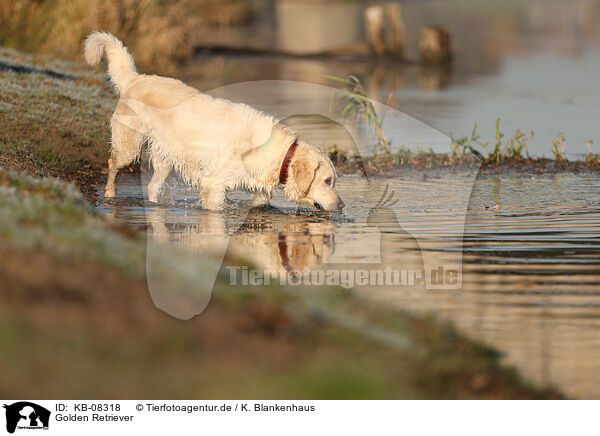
<box><xmin>84</xmin><ymin>31</ymin><xmax>136</xmax><ymax>93</ymax></box>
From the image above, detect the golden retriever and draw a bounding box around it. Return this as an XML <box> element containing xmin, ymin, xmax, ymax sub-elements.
<box><xmin>84</xmin><ymin>32</ymin><xmax>344</xmax><ymax>211</ymax></box>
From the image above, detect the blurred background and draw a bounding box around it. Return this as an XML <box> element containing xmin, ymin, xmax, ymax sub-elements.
<box><xmin>2</xmin><ymin>0</ymin><xmax>599</xmax><ymax>156</ymax></box>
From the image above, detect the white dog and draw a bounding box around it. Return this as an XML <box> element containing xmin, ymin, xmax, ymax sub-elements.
<box><xmin>84</xmin><ymin>32</ymin><xmax>344</xmax><ymax>211</ymax></box>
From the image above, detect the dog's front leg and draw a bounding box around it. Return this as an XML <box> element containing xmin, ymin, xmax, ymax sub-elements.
<box><xmin>201</xmin><ymin>188</ymin><xmax>226</xmax><ymax>211</ymax></box>
<box><xmin>251</xmin><ymin>190</ymin><xmax>271</xmax><ymax>207</ymax></box>
<box><xmin>147</xmin><ymin>161</ymin><xmax>172</xmax><ymax>203</ymax></box>
<box><xmin>104</xmin><ymin>157</ymin><xmax>118</xmax><ymax>198</ymax></box>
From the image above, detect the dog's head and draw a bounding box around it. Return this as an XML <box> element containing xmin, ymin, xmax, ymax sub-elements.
<box><xmin>285</xmin><ymin>141</ymin><xmax>344</xmax><ymax>211</ymax></box>
<box><xmin>242</xmin><ymin>124</ymin><xmax>344</xmax><ymax>212</ymax></box>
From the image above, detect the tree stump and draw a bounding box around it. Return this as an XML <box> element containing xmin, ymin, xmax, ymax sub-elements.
<box><xmin>364</xmin><ymin>5</ymin><xmax>386</xmax><ymax>57</ymax></box>
<box><xmin>419</xmin><ymin>26</ymin><xmax>452</xmax><ymax>64</ymax></box>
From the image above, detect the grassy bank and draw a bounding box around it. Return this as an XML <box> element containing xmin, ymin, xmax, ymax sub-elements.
<box><xmin>0</xmin><ymin>46</ymin><xmax>116</xmax><ymax>198</ymax></box>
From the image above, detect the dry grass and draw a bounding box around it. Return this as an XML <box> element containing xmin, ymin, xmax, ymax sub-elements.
<box><xmin>0</xmin><ymin>0</ymin><xmax>252</xmax><ymax>73</ymax></box>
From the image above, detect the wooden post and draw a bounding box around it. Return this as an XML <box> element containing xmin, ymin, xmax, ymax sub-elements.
<box><xmin>385</xmin><ymin>2</ymin><xmax>404</xmax><ymax>58</ymax></box>
<box><xmin>364</xmin><ymin>5</ymin><xmax>386</xmax><ymax>57</ymax></box>
<box><xmin>419</xmin><ymin>26</ymin><xmax>452</xmax><ymax>64</ymax></box>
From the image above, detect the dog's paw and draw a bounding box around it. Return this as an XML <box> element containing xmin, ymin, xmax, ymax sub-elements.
<box><xmin>201</xmin><ymin>201</ymin><xmax>225</xmax><ymax>212</ymax></box>
<box><xmin>250</xmin><ymin>199</ymin><xmax>271</xmax><ymax>208</ymax></box>
<box><xmin>201</xmin><ymin>191</ymin><xmax>227</xmax><ymax>211</ymax></box>
<box><xmin>250</xmin><ymin>191</ymin><xmax>272</xmax><ymax>208</ymax></box>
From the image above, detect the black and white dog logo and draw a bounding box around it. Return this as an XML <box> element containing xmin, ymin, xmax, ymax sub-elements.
<box><xmin>3</xmin><ymin>402</ymin><xmax>50</xmax><ymax>434</ymax></box>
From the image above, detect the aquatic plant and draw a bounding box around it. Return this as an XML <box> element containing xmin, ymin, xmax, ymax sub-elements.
<box><xmin>487</xmin><ymin>118</ymin><xmax>504</xmax><ymax>164</ymax></box>
<box><xmin>552</xmin><ymin>132</ymin><xmax>567</xmax><ymax>162</ymax></box>
<box><xmin>479</xmin><ymin>119</ymin><xmax>533</xmax><ymax>164</ymax></box>
<box><xmin>327</xmin><ymin>75</ymin><xmax>393</xmax><ymax>156</ymax></box>
<box><xmin>585</xmin><ymin>140</ymin><xmax>599</xmax><ymax>166</ymax></box>
<box><xmin>326</xmin><ymin>76</ymin><xmax>547</xmax><ymax>169</ymax></box>
<box><xmin>506</xmin><ymin>128</ymin><xmax>533</xmax><ymax>160</ymax></box>
<box><xmin>327</xmin><ymin>114</ymin><xmax>599</xmax><ymax>174</ymax></box>
<box><xmin>450</xmin><ymin>123</ymin><xmax>486</xmax><ymax>161</ymax></box>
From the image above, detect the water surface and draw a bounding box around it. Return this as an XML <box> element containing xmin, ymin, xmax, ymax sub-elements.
<box><xmin>97</xmin><ymin>170</ymin><xmax>600</xmax><ymax>398</ymax></box>
<box><xmin>95</xmin><ymin>0</ymin><xmax>600</xmax><ymax>399</ymax></box>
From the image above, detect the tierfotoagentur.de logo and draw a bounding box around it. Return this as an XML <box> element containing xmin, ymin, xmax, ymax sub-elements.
<box><xmin>2</xmin><ymin>402</ymin><xmax>50</xmax><ymax>434</ymax></box>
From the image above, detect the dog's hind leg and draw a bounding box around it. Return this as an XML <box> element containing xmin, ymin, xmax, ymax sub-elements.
<box><xmin>104</xmin><ymin>156</ymin><xmax>120</xmax><ymax>198</ymax></box>
<box><xmin>105</xmin><ymin>107</ymin><xmax>145</xmax><ymax>198</ymax></box>
<box><xmin>147</xmin><ymin>159</ymin><xmax>172</xmax><ymax>203</ymax></box>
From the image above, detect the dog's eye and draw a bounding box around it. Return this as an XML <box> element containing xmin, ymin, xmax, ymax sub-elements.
<box><xmin>324</xmin><ymin>177</ymin><xmax>332</xmax><ymax>186</ymax></box>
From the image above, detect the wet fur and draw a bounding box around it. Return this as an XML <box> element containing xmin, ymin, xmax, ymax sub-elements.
<box><xmin>84</xmin><ymin>32</ymin><xmax>343</xmax><ymax>211</ymax></box>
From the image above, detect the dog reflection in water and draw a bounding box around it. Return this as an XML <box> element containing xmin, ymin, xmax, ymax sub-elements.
<box><xmin>145</xmin><ymin>206</ymin><xmax>336</xmax><ymax>275</ymax></box>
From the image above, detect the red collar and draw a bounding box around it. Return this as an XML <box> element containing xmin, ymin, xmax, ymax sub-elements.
<box><xmin>278</xmin><ymin>141</ymin><xmax>298</xmax><ymax>185</ymax></box>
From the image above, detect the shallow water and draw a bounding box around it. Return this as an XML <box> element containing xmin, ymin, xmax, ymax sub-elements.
<box><xmin>96</xmin><ymin>170</ymin><xmax>600</xmax><ymax>398</ymax></box>
<box><xmin>94</xmin><ymin>0</ymin><xmax>600</xmax><ymax>399</ymax></box>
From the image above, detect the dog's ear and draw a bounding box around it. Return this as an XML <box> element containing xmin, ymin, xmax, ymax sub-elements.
<box><xmin>242</xmin><ymin>125</ymin><xmax>298</xmax><ymax>185</ymax></box>
<box><xmin>291</xmin><ymin>155</ymin><xmax>319</xmax><ymax>195</ymax></box>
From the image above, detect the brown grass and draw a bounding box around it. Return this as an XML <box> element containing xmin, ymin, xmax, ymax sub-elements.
<box><xmin>0</xmin><ymin>0</ymin><xmax>252</xmax><ymax>73</ymax></box>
